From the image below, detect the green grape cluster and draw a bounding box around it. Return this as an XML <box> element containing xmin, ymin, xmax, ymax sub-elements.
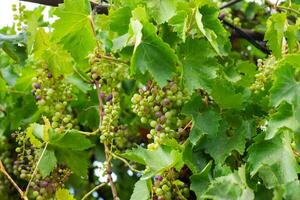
<box><xmin>89</xmin><ymin>48</ymin><xmax>130</xmax><ymax>145</ymax></box>
<box><xmin>31</xmin><ymin>64</ymin><xmax>77</xmax><ymax>133</ymax></box>
<box><xmin>12</xmin><ymin>3</ymin><xmax>27</xmax><ymax>31</ymax></box>
<box><xmin>12</xmin><ymin>132</ymin><xmax>71</xmax><ymax>200</ymax></box>
<box><xmin>153</xmin><ymin>169</ymin><xmax>189</xmax><ymax>200</ymax></box>
<box><xmin>250</xmin><ymin>57</ymin><xmax>276</xmax><ymax>92</ymax></box>
<box><xmin>131</xmin><ymin>80</ymin><xmax>190</xmax><ymax>150</ymax></box>
<box><xmin>99</xmin><ymin>92</ymin><xmax>121</xmax><ymax>142</ymax></box>
<box><xmin>28</xmin><ymin>166</ymin><xmax>71</xmax><ymax>200</ymax></box>
<box><xmin>89</xmin><ymin>48</ymin><xmax>128</xmax><ymax>93</ymax></box>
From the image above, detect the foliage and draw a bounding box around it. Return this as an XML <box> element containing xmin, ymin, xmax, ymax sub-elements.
<box><xmin>0</xmin><ymin>0</ymin><xmax>300</xmax><ymax>200</ymax></box>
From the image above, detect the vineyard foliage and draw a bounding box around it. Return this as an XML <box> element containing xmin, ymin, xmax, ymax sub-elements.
<box><xmin>0</xmin><ymin>0</ymin><xmax>300</xmax><ymax>199</ymax></box>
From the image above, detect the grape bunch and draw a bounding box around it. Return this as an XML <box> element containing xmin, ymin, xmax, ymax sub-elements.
<box><xmin>153</xmin><ymin>169</ymin><xmax>189</xmax><ymax>200</ymax></box>
<box><xmin>12</xmin><ymin>3</ymin><xmax>27</xmax><ymax>32</ymax></box>
<box><xmin>250</xmin><ymin>57</ymin><xmax>276</xmax><ymax>92</ymax></box>
<box><xmin>131</xmin><ymin>79</ymin><xmax>190</xmax><ymax>150</ymax></box>
<box><xmin>31</xmin><ymin>63</ymin><xmax>76</xmax><ymax>133</ymax></box>
<box><xmin>89</xmin><ymin>48</ymin><xmax>130</xmax><ymax>145</ymax></box>
<box><xmin>99</xmin><ymin>92</ymin><xmax>121</xmax><ymax>142</ymax></box>
<box><xmin>12</xmin><ymin>131</ymin><xmax>71</xmax><ymax>200</ymax></box>
<box><xmin>89</xmin><ymin>48</ymin><xmax>128</xmax><ymax>92</ymax></box>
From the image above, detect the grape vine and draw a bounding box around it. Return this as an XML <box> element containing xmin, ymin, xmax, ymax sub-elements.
<box><xmin>0</xmin><ymin>0</ymin><xmax>300</xmax><ymax>200</ymax></box>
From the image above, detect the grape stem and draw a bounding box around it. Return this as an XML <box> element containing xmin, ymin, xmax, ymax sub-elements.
<box><xmin>95</xmin><ymin>81</ymin><xmax>119</xmax><ymax>200</ymax></box>
<box><xmin>111</xmin><ymin>152</ymin><xmax>141</xmax><ymax>173</ymax></box>
<box><xmin>277</xmin><ymin>6</ymin><xmax>300</xmax><ymax>16</ymax></box>
<box><xmin>183</xmin><ymin>120</ymin><xmax>192</xmax><ymax>130</ymax></box>
<box><xmin>24</xmin><ymin>142</ymin><xmax>49</xmax><ymax>197</ymax></box>
<box><xmin>220</xmin><ymin>0</ymin><xmax>242</xmax><ymax>10</ymax></box>
<box><xmin>104</xmin><ymin>143</ymin><xmax>119</xmax><ymax>200</ymax></box>
<box><xmin>94</xmin><ymin>54</ymin><xmax>129</xmax><ymax>65</ymax></box>
<box><xmin>81</xmin><ymin>182</ymin><xmax>106</xmax><ymax>200</ymax></box>
<box><xmin>0</xmin><ymin>160</ymin><xmax>28</xmax><ymax>200</ymax></box>
<box><xmin>68</xmin><ymin>129</ymin><xmax>99</xmax><ymax>136</ymax></box>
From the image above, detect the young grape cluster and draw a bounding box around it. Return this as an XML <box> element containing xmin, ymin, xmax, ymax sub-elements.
<box><xmin>89</xmin><ymin>48</ymin><xmax>130</xmax><ymax>145</ymax></box>
<box><xmin>31</xmin><ymin>63</ymin><xmax>76</xmax><ymax>133</ymax></box>
<box><xmin>12</xmin><ymin>131</ymin><xmax>71</xmax><ymax>200</ymax></box>
<box><xmin>153</xmin><ymin>169</ymin><xmax>189</xmax><ymax>200</ymax></box>
<box><xmin>12</xmin><ymin>3</ymin><xmax>27</xmax><ymax>31</ymax></box>
<box><xmin>131</xmin><ymin>80</ymin><xmax>190</xmax><ymax>150</ymax></box>
<box><xmin>250</xmin><ymin>57</ymin><xmax>276</xmax><ymax>92</ymax></box>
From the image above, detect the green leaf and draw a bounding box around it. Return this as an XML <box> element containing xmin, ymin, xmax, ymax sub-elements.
<box><xmin>52</xmin><ymin>0</ymin><xmax>97</xmax><ymax>66</ymax></box>
<box><xmin>285</xmin><ymin>23</ymin><xmax>299</xmax><ymax>53</ymax></box>
<box><xmin>55</xmin><ymin>188</ymin><xmax>76</xmax><ymax>200</ymax></box>
<box><xmin>38</xmin><ymin>149</ymin><xmax>57</xmax><ymax>178</ymax></box>
<box><xmin>270</xmin><ymin>63</ymin><xmax>300</xmax><ymax>107</ymax></box>
<box><xmin>14</xmin><ymin>66</ymin><xmax>37</xmax><ymax>92</ymax></box>
<box><xmin>182</xmin><ymin>93</ymin><xmax>204</xmax><ymax>118</ymax></box>
<box><xmin>202</xmin><ymin>166</ymin><xmax>254</xmax><ymax>200</ymax></box>
<box><xmin>147</xmin><ymin>0</ymin><xmax>177</xmax><ymax>24</ymax></box>
<box><xmin>56</xmin><ymin>148</ymin><xmax>89</xmax><ymax>177</ymax></box>
<box><xmin>202</xmin><ymin>121</ymin><xmax>246</xmax><ymax>163</ymax></box>
<box><xmin>0</xmin><ymin>33</ymin><xmax>27</xmax><ymax>64</ymax></box>
<box><xmin>109</xmin><ymin>7</ymin><xmax>132</xmax><ymax>35</ymax></box>
<box><xmin>190</xmin><ymin>162</ymin><xmax>212</xmax><ymax>199</ymax></box>
<box><xmin>247</xmin><ymin>132</ymin><xmax>299</xmax><ymax>185</ymax></box>
<box><xmin>31</xmin><ymin>28</ymin><xmax>50</xmax><ymax>59</ymax></box>
<box><xmin>26</xmin><ymin>125</ymin><xmax>42</xmax><ymax>148</ymax></box>
<box><xmin>130</xmin><ymin>179</ymin><xmax>151</xmax><ymax>200</ymax></box>
<box><xmin>195</xmin><ymin>3</ymin><xmax>230</xmax><ymax>56</ymax></box>
<box><xmin>179</xmin><ymin>38</ymin><xmax>218</xmax><ymax>93</ymax></box>
<box><xmin>183</xmin><ymin>141</ymin><xmax>209</xmax><ymax>173</ymax></box>
<box><xmin>50</xmin><ymin>130</ymin><xmax>94</xmax><ymax>151</ymax></box>
<box><xmin>189</xmin><ymin>108</ymin><xmax>221</xmax><ymax>145</ymax></box>
<box><xmin>284</xmin><ymin>180</ymin><xmax>300</xmax><ymax>200</ymax></box>
<box><xmin>264</xmin><ymin>13</ymin><xmax>286</xmax><ymax>59</ymax></box>
<box><xmin>131</xmin><ymin>22</ymin><xmax>177</xmax><ymax>87</ymax></box>
<box><xmin>211</xmin><ymin>79</ymin><xmax>244</xmax><ymax>110</ymax></box>
<box><xmin>266</xmin><ymin>102</ymin><xmax>300</xmax><ymax>140</ymax></box>
<box><xmin>123</xmin><ymin>145</ymin><xmax>182</xmax><ymax>179</ymax></box>
<box><xmin>169</xmin><ymin>11</ymin><xmax>188</xmax><ymax>42</ymax></box>
<box><xmin>43</xmin><ymin>43</ymin><xmax>74</xmax><ymax>77</ymax></box>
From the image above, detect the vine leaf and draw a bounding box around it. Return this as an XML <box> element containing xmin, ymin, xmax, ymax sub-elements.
<box><xmin>190</xmin><ymin>109</ymin><xmax>221</xmax><ymax>145</ymax></box>
<box><xmin>43</xmin><ymin>43</ymin><xmax>74</xmax><ymax>77</ymax></box>
<box><xmin>147</xmin><ymin>0</ymin><xmax>177</xmax><ymax>24</ymax></box>
<box><xmin>284</xmin><ymin>180</ymin><xmax>300</xmax><ymax>200</ymax></box>
<box><xmin>202</xmin><ymin>120</ymin><xmax>246</xmax><ymax>164</ymax></box>
<box><xmin>49</xmin><ymin>130</ymin><xmax>94</xmax><ymax>151</ymax></box>
<box><xmin>38</xmin><ymin>149</ymin><xmax>57</xmax><ymax>178</ymax></box>
<box><xmin>179</xmin><ymin>38</ymin><xmax>219</xmax><ymax>94</ymax></box>
<box><xmin>266</xmin><ymin>102</ymin><xmax>300</xmax><ymax>140</ymax></box>
<box><xmin>211</xmin><ymin>79</ymin><xmax>244</xmax><ymax>110</ymax></box>
<box><xmin>190</xmin><ymin>162</ymin><xmax>212</xmax><ymax>198</ymax></box>
<box><xmin>270</xmin><ymin>63</ymin><xmax>300</xmax><ymax>107</ymax></box>
<box><xmin>182</xmin><ymin>94</ymin><xmax>221</xmax><ymax>145</ymax></box>
<box><xmin>109</xmin><ymin>7</ymin><xmax>132</xmax><ymax>35</ymax></box>
<box><xmin>122</xmin><ymin>145</ymin><xmax>182</xmax><ymax>179</ymax></box>
<box><xmin>56</xmin><ymin>148</ymin><xmax>90</xmax><ymax>177</ymax></box>
<box><xmin>202</xmin><ymin>166</ymin><xmax>254</xmax><ymax>200</ymax></box>
<box><xmin>131</xmin><ymin>22</ymin><xmax>177</xmax><ymax>87</ymax></box>
<box><xmin>264</xmin><ymin>13</ymin><xmax>286</xmax><ymax>59</ymax></box>
<box><xmin>130</xmin><ymin>179</ymin><xmax>151</xmax><ymax>200</ymax></box>
<box><xmin>26</xmin><ymin>124</ymin><xmax>42</xmax><ymax>148</ymax></box>
<box><xmin>247</xmin><ymin>133</ymin><xmax>299</xmax><ymax>186</ymax></box>
<box><xmin>169</xmin><ymin>11</ymin><xmax>188</xmax><ymax>42</ymax></box>
<box><xmin>195</xmin><ymin>3</ymin><xmax>230</xmax><ymax>56</ymax></box>
<box><xmin>52</xmin><ymin>0</ymin><xmax>97</xmax><ymax>67</ymax></box>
